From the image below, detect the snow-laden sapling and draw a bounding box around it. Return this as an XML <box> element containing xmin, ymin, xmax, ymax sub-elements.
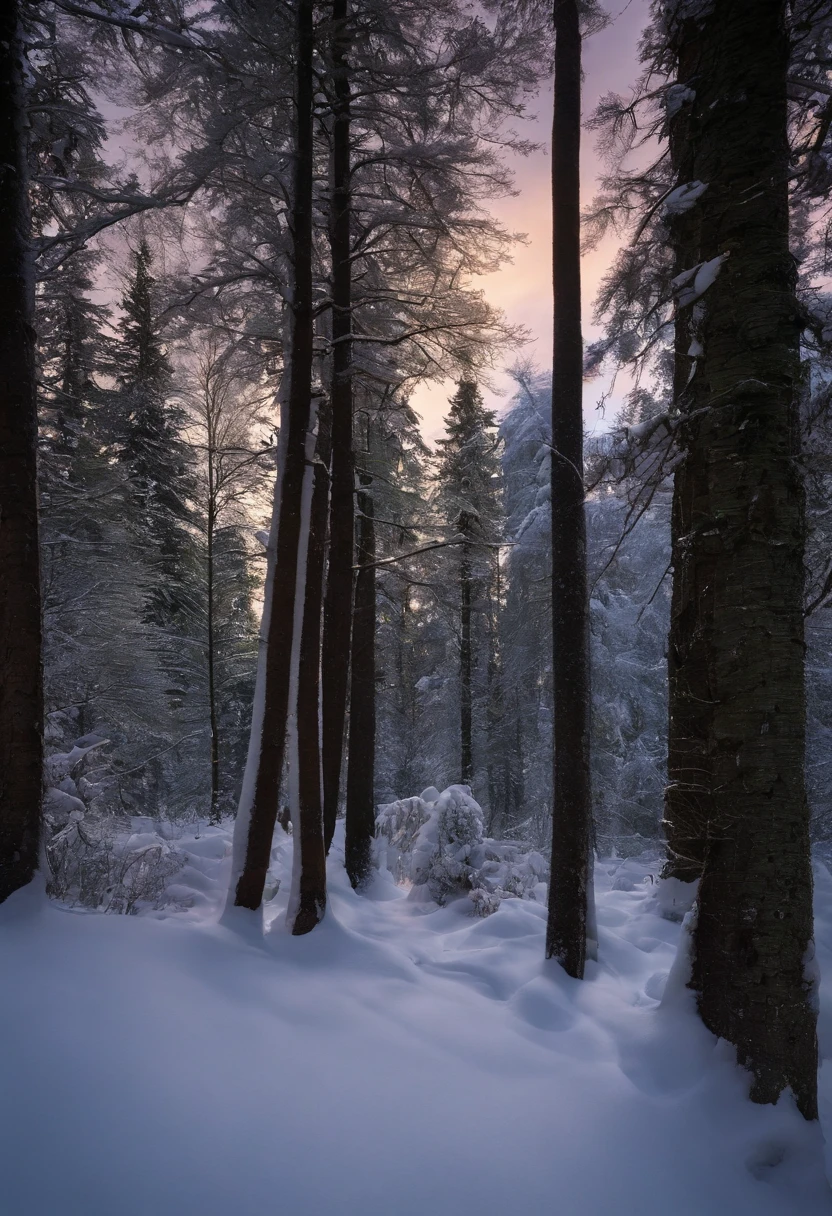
<box><xmin>377</xmin><ymin>785</ymin><xmax>548</xmax><ymax>912</ymax></box>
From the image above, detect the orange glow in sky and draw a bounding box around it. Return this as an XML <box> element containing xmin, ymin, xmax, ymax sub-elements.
<box><xmin>412</xmin><ymin>0</ymin><xmax>649</xmax><ymax>444</ymax></box>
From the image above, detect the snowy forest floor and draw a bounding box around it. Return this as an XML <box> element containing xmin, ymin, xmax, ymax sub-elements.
<box><xmin>2</xmin><ymin>826</ymin><xmax>832</xmax><ymax>1214</ymax></box>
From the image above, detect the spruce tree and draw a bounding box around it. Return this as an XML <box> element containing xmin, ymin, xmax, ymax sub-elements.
<box><xmin>435</xmin><ymin>380</ymin><xmax>503</xmax><ymax>805</ymax></box>
<box><xmin>114</xmin><ymin>239</ymin><xmax>196</xmax><ymax>634</ymax></box>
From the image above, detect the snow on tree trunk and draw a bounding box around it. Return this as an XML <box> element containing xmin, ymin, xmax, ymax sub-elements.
<box><xmin>224</xmin><ymin>378</ymin><xmax>288</xmax><ymax>916</ymax></box>
<box><xmin>287</xmin><ymin>398</ymin><xmax>328</xmax><ymax>934</ymax></box>
<box><xmin>227</xmin><ymin>0</ymin><xmax>318</xmax><ymax>916</ymax></box>
<box><xmin>546</xmin><ymin>0</ymin><xmax>592</xmax><ymax>978</ymax></box>
<box><xmin>0</xmin><ymin>1</ymin><xmax>43</xmax><ymax>903</ymax></box>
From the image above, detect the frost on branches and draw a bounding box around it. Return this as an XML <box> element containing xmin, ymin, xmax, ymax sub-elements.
<box><xmin>376</xmin><ymin>785</ymin><xmax>548</xmax><ymax>913</ymax></box>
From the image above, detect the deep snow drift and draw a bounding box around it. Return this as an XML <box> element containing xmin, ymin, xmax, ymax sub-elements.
<box><xmin>1</xmin><ymin>824</ymin><xmax>831</xmax><ymax>1215</ymax></box>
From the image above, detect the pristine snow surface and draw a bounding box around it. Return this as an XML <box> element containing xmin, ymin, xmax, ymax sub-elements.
<box><xmin>2</xmin><ymin>825</ymin><xmax>832</xmax><ymax>1215</ymax></box>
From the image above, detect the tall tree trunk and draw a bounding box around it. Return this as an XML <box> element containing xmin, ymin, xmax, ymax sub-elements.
<box><xmin>0</xmin><ymin>3</ymin><xmax>42</xmax><ymax>904</ymax></box>
<box><xmin>486</xmin><ymin>555</ymin><xmax>504</xmax><ymax>833</ymax></box>
<box><xmin>345</xmin><ymin>473</ymin><xmax>376</xmax><ymax>889</ymax></box>
<box><xmin>546</xmin><ymin>0</ymin><xmax>591</xmax><ymax>978</ymax></box>
<box><xmin>662</xmin><ymin>15</ymin><xmax>710</xmax><ymax>884</ymax></box>
<box><xmin>459</xmin><ymin>534</ymin><xmax>473</xmax><ymax>786</ymax></box>
<box><xmin>206</xmin><ymin>489</ymin><xmax>221</xmax><ymax>824</ymax></box>
<box><xmin>322</xmin><ymin>0</ymin><xmax>355</xmax><ymax>853</ymax></box>
<box><xmin>289</xmin><ymin>393</ymin><xmax>329</xmax><ymax>934</ymax></box>
<box><xmin>682</xmin><ymin>0</ymin><xmax>817</xmax><ymax>1118</ymax></box>
<box><xmin>228</xmin><ymin>0</ymin><xmax>317</xmax><ymax>913</ymax></box>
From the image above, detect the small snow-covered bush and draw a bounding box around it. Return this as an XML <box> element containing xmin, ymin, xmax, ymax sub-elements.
<box><xmin>410</xmin><ymin>784</ymin><xmax>484</xmax><ymax>901</ymax></box>
<box><xmin>44</xmin><ymin>734</ymin><xmax>185</xmax><ymax>912</ymax></box>
<box><xmin>46</xmin><ymin>816</ymin><xmax>185</xmax><ymax>913</ymax></box>
<box><xmin>377</xmin><ymin>785</ymin><xmax>548</xmax><ymax>911</ymax></box>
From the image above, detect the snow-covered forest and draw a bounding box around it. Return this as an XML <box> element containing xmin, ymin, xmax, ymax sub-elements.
<box><xmin>1</xmin><ymin>0</ymin><xmax>832</xmax><ymax>1210</ymax></box>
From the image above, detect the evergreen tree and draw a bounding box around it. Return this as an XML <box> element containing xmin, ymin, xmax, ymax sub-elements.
<box><xmin>435</xmin><ymin>380</ymin><xmax>503</xmax><ymax>809</ymax></box>
<box><xmin>114</xmin><ymin>239</ymin><xmax>196</xmax><ymax>634</ymax></box>
<box><xmin>184</xmin><ymin>338</ymin><xmax>266</xmax><ymax>823</ymax></box>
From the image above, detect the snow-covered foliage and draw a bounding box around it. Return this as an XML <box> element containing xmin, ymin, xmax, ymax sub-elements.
<box><xmin>43</xmin><ymin>735</ymin><xmax>185</xmax><ymax>912</ymax></box>
<box><xmin>377</xmin><ymin>785</ymin><xmax>548</xmax><ymax>911</ymax></box>
<box><xmin>500</xmin><ymin>373</ymin><xmax>669</xmax><ymax>855</ymax></box>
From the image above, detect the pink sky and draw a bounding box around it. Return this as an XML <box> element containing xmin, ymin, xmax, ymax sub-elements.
<box><xmin>412</xmin><ymin>0</ymin><xmax>649</xmax><ymax>443</ymax></box>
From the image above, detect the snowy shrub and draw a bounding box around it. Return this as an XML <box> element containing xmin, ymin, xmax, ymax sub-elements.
<box><xmin>376</xmin><ymin>789</ymin><xmax>438</xmax><ymax>882</ymax></box>
<box><xmin>410</xmin><ymin>784</ymin><xmax>485</xmax><ymax>900</ymax></box>
<box><xmin>44</xmin><ymin>734</ymin><xmax>186</xmax><ymax>911</ymax></box>
<box><xmin>46</xmin><ymin>817</ymin><xmax>185</xmax><ymax>913</ymax></box>
<box><xmin>468</xmin><ymin>887</ymin><xmax>501</xmax><ymax>916</ymax></box>
<box><xmin>377</xmin><ymin>785</ymin><xmax>548</xmax><ymax>911</ymax></box>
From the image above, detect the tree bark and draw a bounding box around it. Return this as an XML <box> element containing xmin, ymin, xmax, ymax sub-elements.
<box><xmin>662</xmin><ymin>15</ymin><xmax>711</xmax><ymax>883</ymax></box>
<box><xmin>345</xmin><ymin>474</ymin><xmax>376</xmax><ymax>889</ymax></box>
<box><xmin>0</xmin><ymin>2</ymin><xmax>43</xmax><ymax>904</ymax></box>
<box><xmin>459</xmin><ymin>534</ymin><xmax>474</xmax><ymax>786</ymax></box>
<box><xmin>546</xmin><ymin>0</ymin><xmax>591</xmax><ymax>978</ymax></box>
<box><xmin>682</xmin><ymin>0</ymin><xmax>817</xmax><ymax>1118</ymax></box>
<box><xmin>231</xmin><ymin>0</ymin><xmax>317</xmax><ymax>912</ymax></box>
<box><xmin>322</xmin><ymin>0</ymin><xmax>355</xmax><ymax>853</ymax></box>
<box><xmin>290</xmin><ymin>392</ymin><xmax>329</xmax><ymax>934</ymax></box>
<box><xmin>206</xmin><ymin>486</ymin><xmax>221</xmax><ymax>824</ymax></box>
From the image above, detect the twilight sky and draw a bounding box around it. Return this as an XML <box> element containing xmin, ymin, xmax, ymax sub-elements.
<box><xmin>412</xmin><ymin>0</ymin><xmax>649</xmax><ymax>444</ymax></box>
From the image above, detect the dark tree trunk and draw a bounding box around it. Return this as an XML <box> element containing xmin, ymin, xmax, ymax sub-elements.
<box><xmin>459</xmin><ymin>535</ymin><xmax>473</xmax><ymax>786</ymax></box>
<box><xmin>486</xmin><ymin>555</ymin><xmax>504</xmax><ymax>833</ymax></box>
<box><xmin>682</xmin><ymin>0</ymin><xmax>817</xmax><ymax>1118</ymax></box>
<box><xmin>511</xmin><ymin>694</ymin><xmax>525</xmax><ymax>827</ymax></box>
<box><xmin>546</xmin><ymin>0</ymin><xmax>591</xmax><ymax>978</ymax></box>
<box><xmin>0</xmin><ymin>3</ymin><xmax>42</xmax><ymax>904</ymax></box>
<box><xmin>206</xmin><ymin>491</ymin><xmax>221</xmax><ymax>824</ymax></box>
<box><xmin>291</xmin><ymin>393</ymin><xmax>330</xmax><ymax>934</ymax></box>
<box><xmin>321</xmin><ymin>0</ymin><xmax>355</xmax><ymax>853</ymax></box>
<box><xmin>345</xmin><ymin>474</ymin><xmax>376</xmax><ymax>889</ymax></box>
<box><xmin>232</xmin><ymin>0</ymin><xmax>317</xmax><ymax>912</ymax></box>
<box><xmin>662</xmin><ymin>16</ymin><xmax>711</xmax><ymax>883</ymax></box>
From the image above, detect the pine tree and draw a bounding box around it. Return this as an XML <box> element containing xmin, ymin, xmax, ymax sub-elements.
<box><xmin>114</xmin><ymin>239</ymin><xmax>196</xmax><ymax>634</ymax></box>
<box><xmin>185</xmin><ymin>339</ymin><xmax>266</xmax><ymax>823</ymax></box>
<box><xmin>435</xmin><ymin>380</ymin><xmax>503</xmax><ymax>805</ymax></box>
